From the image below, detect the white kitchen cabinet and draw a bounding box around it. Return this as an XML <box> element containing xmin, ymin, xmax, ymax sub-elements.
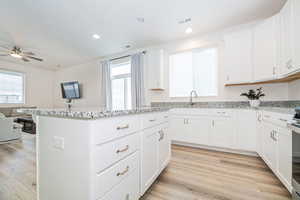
<box><xmin>147</xmin><ymin>49</ymin><xmax>164</xmax><ymax>90</ymax></box>
<box><xmin>224</xmin><ymin>29</ymin><xmax>253</xmax><ymax>84</ymax></box>
<box><xmin>253</xmin><ymin>16</ymin><xmax>279</xmax><ymax>81</ymax></box>
<box><xmin>158</xmin><ymin>124</ymin><xmax>171</xmax><ymax>171</ymax></box>
<box><xmin>141</xmin><ymin>127</ymin><xmax>159</xmax><ymax>193</ymax></box>
<box><xmin>279</xmin><ymin>0</ymin><xmax>296</xmax><ymax>75</ymax></box>
<box><xmin>211</xmin><ymin>117</ymin><xmax>235</xmax><ymax>149</ymax></box>
<box><xmin>262</xmin><ymin>122</ymin><xmax>277</xmax><ymax>171</ymax></box>
<box><xmin>276</xmin><ymin>127</ymin><xmax>292</xmax><ymax>190</ymax></box>
<box><xmin>256</xmin><ymin>111</ymin><xmax>264</xmax><ymax>156</ymax></box>
<box><xmin>170</xmin><ymin>116</ymin><xmax>211</xmax><ymax>145</ymax></box>
<box><xmin>236</xmin><ymin>110</ymin><xmax>257</xmax><ymax>152</ymax></box>
<box><xmin>292</xmin><ymin>0</ymin><xmax>300</xmax><ymax>71</ymax></box>
<box><xmin>170</xmin><ymin>116</ymin><xmax>188</xmax><ymax>142</ymax></box>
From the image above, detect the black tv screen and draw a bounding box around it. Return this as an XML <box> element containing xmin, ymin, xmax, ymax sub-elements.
<box><xmin>61</xmin><ymin>81</ymin><xmax>81</xmax><ymax>99</ymax></box>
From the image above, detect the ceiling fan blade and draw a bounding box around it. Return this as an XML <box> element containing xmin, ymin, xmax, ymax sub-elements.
<box><xmin>22</xmin><ymin>57</ymin><xmax>30</xmax><ymax>62</ymax></box>
<box><xmin>26</xmin><ymin>55</ymin><xmax>43</xmax><ymax>62</ymax></box>
<box><xmin>23</xmin><ymin>52</ymin><xmax>35</xmax><ymax>56</ymax></box>
<box><xmin>0</xmin><ymin>54</ymin><xmax>9</xmax><ymax>56</ymax></box>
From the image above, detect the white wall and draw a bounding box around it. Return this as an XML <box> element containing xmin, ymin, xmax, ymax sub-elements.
<box><xmin>0</xmin><ymin>60</ymin><xmax>54</xmax><ymax>108</ymax></box>
<box><xmin>53</xmin><ymin>60</ymin><xmax>102</xmax><ymax>108</ymax></box>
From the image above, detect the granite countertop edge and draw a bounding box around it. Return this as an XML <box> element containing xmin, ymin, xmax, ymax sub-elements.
<box><xmin>17</xmin><ymin>106</ymin><xmax>296</xmax><ymax>120</ymax></box>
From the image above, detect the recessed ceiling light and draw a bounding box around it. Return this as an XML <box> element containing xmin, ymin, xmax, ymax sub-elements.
<box><xmin>185</xmin><ymin>27</ymin><xmax>193</xmax><ymax>34</ymax></box>
<box><xmin>92</xmin><ymin>34</ymin><xmax>100</xmax><ymax>39</ymax></box>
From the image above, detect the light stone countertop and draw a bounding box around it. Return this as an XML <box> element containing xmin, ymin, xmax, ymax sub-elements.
<box><xmin>17</xmin><ymin>105</ymin><xmax>295</xmax><ymax>120</ymax></box>
<box><xmin>17</xmin><ymin>107</ymin><xmax>170</xmax><ymax>120</ymax></box>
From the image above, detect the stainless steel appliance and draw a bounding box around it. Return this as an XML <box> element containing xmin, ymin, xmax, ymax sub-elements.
<box><xmin>292</xmin><ymin>107</ymin><xmax>300</xmax><ymax>199</ymax></box>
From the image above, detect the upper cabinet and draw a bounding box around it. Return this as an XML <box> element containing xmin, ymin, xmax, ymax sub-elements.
<box><xmin>294</xmin><ymin>0</ymin><xmax>300</xmax><ymax>71</ymax></box>
<box><xmin>224</xmin><ymin>29</ymin><xmax>253</xmax><ymax>84</ymax></box>
<box><xmin>225</xmin><ymin>0</ymin><xmax>300</xmax><ymax>86</ymax></box>
<box><xmin>279</xmin><ymin>0</ymin><xmax>295</xmax><ymax>75</ymax></box>
<box><xmin>253</xmin><ymin>16</ymin><xmax>279</xmax><ymax>81</ymax></box>
<box><xmin>146</xmin><ymin>49</ymin><xmax>164</xmax><ymax>90</ymax></box>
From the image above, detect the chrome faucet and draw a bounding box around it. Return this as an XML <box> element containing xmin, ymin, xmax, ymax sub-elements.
<box><xmin>189</xmin><ymin>90</ymin><xmax>198</xmax><ymax>106</ymax></box>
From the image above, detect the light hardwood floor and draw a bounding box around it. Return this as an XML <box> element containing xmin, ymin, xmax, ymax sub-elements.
<box><xmin>0</xmin><ymin>136</ymin><xmax>291</xmax><ymax>200</ymax></box>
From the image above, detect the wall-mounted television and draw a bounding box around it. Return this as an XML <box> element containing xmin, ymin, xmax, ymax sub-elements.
<box><xmin>61</xmin><ymin>81</ymin><xmax>81</xmax><ymax>99</ymax></box>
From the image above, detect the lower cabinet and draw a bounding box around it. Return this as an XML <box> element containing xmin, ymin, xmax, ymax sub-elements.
<box><xmin>211</xmin><ymin>117</ymin><xmax>235</xmax><ymax>149</ymax></box>
<box><xmin>100</xmin><ymin>167</ymin><xmax>140</xmax><ymax>200</ymax></box>
<box><xmin>171</xmin><ymin>115</ymin><xmax>235</xmax><ymax>150</ymax></box>
<box><xmin>260</xmin><ymin>121</ymin><xmax>292</xmax><ymax>192</ymax></box>
<box><xmin>276</xmin><ymin>127</ymin><xmax>292</xmax><ymax>189</ymax></box>
<box><xmin>141</xmin><ymin>122</ymin><xmax>170</xmax><ymax>194</ymax></box>
<box><xmin>262</xmin><ymin>122</ymin><xmax>277</xmax><ymax>170</ymax></box>
<box><xmin>141</xmin><ymin>127</ymin><xmax>159</xmax><ymax>194</ymax></box>
<box><xmin>158</xmin><ymin>124</ymin><xmax>171</xmax><ymax>171</ymax></box>
<box><xmin>236</xmin><ymin>110</ymin><xmax>257</xmax><ymax>151</ymax></box>
<box><xmin>171</xmin><ymin>116</ymin><xmax>211</xmax><ymax>145</ymax></box>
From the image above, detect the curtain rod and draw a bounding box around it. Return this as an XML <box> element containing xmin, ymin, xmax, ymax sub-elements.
<box><xmin>109</xmin><ymin>51</ymin><xmax>146</xmax><ymax>62</ymax></box>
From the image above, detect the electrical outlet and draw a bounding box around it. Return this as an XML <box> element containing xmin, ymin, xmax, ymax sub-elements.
<box><xmin>53</xmin><ymin>136</ymin><xmax>64</xmax><ymax>150</ymax></box>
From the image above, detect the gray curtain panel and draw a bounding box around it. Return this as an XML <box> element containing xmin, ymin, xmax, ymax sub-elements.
<box><xmin>101</xmin><ymin>60</ymin><xmax>112</xmax><ymax>110</ymax></box>
<box><xmin>131</xmin><ymin>53</ymin><xmax>145</xmax><ymax>109</ymax></box>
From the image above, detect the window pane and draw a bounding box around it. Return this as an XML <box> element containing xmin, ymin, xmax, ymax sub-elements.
<box><xmin>0</xmin><ymin>71</ymin><xmax>24</xmax><ymax>104</ymax></box>
<box><xmin>193</xmin><ymin>48</ymin><xmax>218</xmax><ymax>96</ymax></box>
<box><xmin>111</xmin><ymin>62</ymin><xmax>131</xmax><ymax>77</ymax></box>
<box><xmin>112</xmin><ymin>79</ymin><xmax>125</xmax><ymax>110</ymax></box>
<box><xmin>169</xmin><ymin>48</ymin><xmax>218</xmax><ymax>97</ymax></box>
<box><xmin>169</xmin><ymin>51</ymin><xmax>193</xmax><ymax>97</ymax></box>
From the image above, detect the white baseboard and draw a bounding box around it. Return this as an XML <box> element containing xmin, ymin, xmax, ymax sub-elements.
<box><xmin>172</xmin><ymin>140</ymin><xmax>258</xmax><ymax>157</ymax></box>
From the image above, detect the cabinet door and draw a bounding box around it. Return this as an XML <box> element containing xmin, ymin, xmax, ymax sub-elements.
<box><xmin>211</xmin><ymin>117</ymin><xmax>235</xmax><ymax>149</ymax></box>
<box><xmin>253</xmin><ymin>16</ymin><xmax>278</xmax><ymax>81</ymax></box>
<box><xmin>293</xmin><ymin>0</ymin><xmax>300</xmax><ymax>70</ymax></box>
<box><xmin>256</xmin><ymin>112</ymin><xmax>264</xmax><ymax>156</ymax></box>
<box><xmin>147</xmin><ymin>49</ymin><xmax>164</xmax><ymax>90</ymax></box>
<box><xmin>236</xmin><ymin>110</ymin><xmax>257</xmax><ymax>151</ymax></box>
<box><xmin>158</xmin><ymin>124</ymin><xmax>171</xmax><ymax>171</ymax></box>
<box><xmin>224</xmin><ymin>29</ymin><xmax>253</xmax><ymax>83</ymax></box>
<box><xmin>186</xmin><ymin>117</ymin><xmax>211</xmax><ymax>146</ymax></box>
<box><xmin>262</xmin><ymin>122</ymin><xmax>277</xmax><ymax>170</ymax></box>
<box><xmin>169</xmin><ymin>116</ymin><xmax>188</xmax><ymax>142</ymax></box>
<box><xmin>141</xmin><ymin>127</ymin><xmax>159</xmax><ymax>193</ymax></box>
<box><xmin>277</xmin><ymin>128</ymin><xmax>292</xmax><ymax>188</ymax></box>
<box><xmin>279</xmin><ymin>0</ymin><xmax>295</xmax><ymax>75</ymax></box>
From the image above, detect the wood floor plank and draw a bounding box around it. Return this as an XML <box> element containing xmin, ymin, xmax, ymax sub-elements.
<box><xmin>0</xmin><ymin>137</ymin><xmax>291</xmax><ymax>200</ymax></box>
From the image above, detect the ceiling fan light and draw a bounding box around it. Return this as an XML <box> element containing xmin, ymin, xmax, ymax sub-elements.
<box><xmin>10</xmin><ymin>53</ymin><xmax>22</xmax><ymax>58</ymax></box>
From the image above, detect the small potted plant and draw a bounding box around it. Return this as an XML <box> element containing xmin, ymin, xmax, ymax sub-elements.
<box><xmin>240</xmin><ymin>87</ymin><xmax>265</xmax><ymax>107</ymax></box>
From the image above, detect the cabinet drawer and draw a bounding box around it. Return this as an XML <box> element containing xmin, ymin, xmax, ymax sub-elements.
<box><xmin>211</xmin><ymin>109</ymin><xmax>234</xmax><ymax>117</ymax></box>
<box><xmin>91</xmin><ymin>116</ymin><xmax>141</xmax><ymax>145</ymax></box>
<box><xmin>142</xmin><ymin>112</ymin><xmax>167</xmax><ymax>129</ymax></box>
<box><xmin>99</xmin><ymin>167</ymin><xmax>139</xmax><ymax>200</ymax></box>
<box><xmin>263</xmin><ymin>111</ymin><xmax>293</xmax><ymax>128</ymax></box>
<box><xmin>95</xmin><ymin>152</ymin><xmax>139</xmax><ymax>199</ymax></box>
<box><xmin>94</xmin><ymin>133</ymin><xmax>140</xmax><ymax>173</ymax></box>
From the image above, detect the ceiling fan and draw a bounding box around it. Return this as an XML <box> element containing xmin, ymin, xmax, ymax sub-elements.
<box><xmin>0</xmin><ymin>46</ymin><xmax>43</xmax><ymax>62</ymax></box>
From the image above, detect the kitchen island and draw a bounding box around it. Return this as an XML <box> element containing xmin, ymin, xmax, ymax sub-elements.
<box><xmin>18</xmin><ymin>108</ymin><xmax>170</xmax><ymax>200</ymax></box>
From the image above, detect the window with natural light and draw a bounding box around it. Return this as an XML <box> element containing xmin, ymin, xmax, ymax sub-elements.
<box><xmin>110</xmin><ymin>59</ymin><xmax>132</xmax><ymax>110</ymax></box>
<box><xmin>0</xmin><ymin>70</ymin><xmax>24</xmax><ymax>104</ymax></box>
<box><xmin>169</xmin><ymin>47</ymin><xmax>218</xmax><ymax>97</ymax></box>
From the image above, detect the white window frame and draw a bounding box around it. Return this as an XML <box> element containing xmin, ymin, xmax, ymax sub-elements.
<box><xmin>0</xmin><ymin>69</ymin><xmax>25</xmax><ymax>104</ymax></box>
<box><xmin>110</xmin><ymin>61</ymin><xmax>131</xmax><ymax>110</ymax></box>
<box><xmin>168</xmin><ymin>46</ymin><xmax>218</xmax><ymax>97</ymax></box>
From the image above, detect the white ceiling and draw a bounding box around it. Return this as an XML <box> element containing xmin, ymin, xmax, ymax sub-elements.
<box><xmin>0</xmin><ymin>0</ymin><xmax>286</xmax><ymax>69</ymax></box>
